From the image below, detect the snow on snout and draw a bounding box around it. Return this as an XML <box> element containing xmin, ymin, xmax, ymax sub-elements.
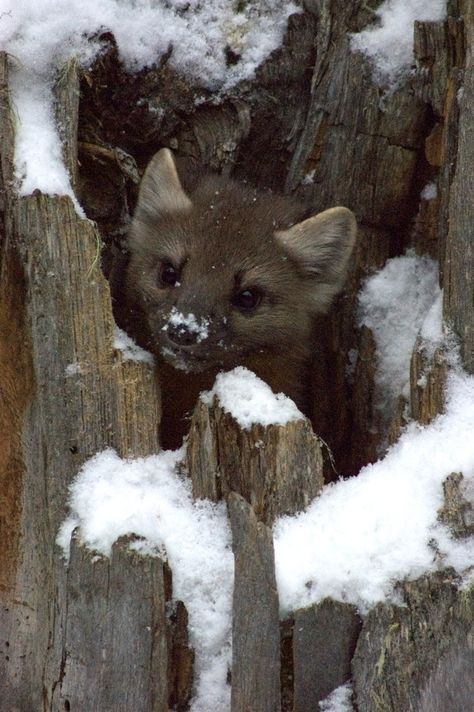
<box><xmin>162</xmin><ymin>306</ymin><xmax>210</xmax><ymax>343</ymax></box>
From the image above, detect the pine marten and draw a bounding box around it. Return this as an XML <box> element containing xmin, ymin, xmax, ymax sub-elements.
<box><xmin>110</xmin><ymin>148</ymin><xmax>356</xmax><ymax>448</ymax></box>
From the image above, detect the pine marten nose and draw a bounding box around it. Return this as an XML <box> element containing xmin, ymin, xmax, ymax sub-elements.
<box><xmin>162</xmin><ymin>308</ymin><xmax>210</xmax><ymax>347</ymax></box>
<box><xmin>166</xmin><ymin>322</ymin><xmax>198</xmax><ymax>347</ymax></box>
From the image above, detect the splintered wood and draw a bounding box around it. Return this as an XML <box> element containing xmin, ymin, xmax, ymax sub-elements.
<box><xmin>186</xmin><ymin>397</ymin><xmax>324</xmax><ymax>525</ymax></box>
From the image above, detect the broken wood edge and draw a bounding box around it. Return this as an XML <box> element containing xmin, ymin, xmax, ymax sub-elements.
<box><xmin>186</xmin><ymin>393</ymin><xmax>324</xmax><ymax>525</ymax></box>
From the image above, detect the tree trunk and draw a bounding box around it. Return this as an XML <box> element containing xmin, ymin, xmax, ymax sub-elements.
<box><xmin>1</xmin><ymin>0</ymin><xmax>474</xmax><ymax>709</ymax></box>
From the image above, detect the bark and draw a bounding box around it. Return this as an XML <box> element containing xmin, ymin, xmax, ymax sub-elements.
<box><xmin>186</xmin><ymin>398</ymin><xmax>324</xmax><ymax>525</ymax></box>
<box><xmin>54</xmin><ymin>535</ymin><xmax>168</xmax><ymax>712</ymax></box>
<box><xmin>352</xmin><ymin>571</ymin><xmax>474</xmax><ymax>712</ymax></box>
<box><xmin>443</xmin><ymin>4</ymin><xmax>474</xmax><ymax>371</ymax></box>
<box><xmin>437</xmin><ymin>471</ymin><xmax>474</xmax><ymax>539</ymax></box>
<box><xmin>410</xmin><ymin>343</ymin><xmax>448</xmax><ymax>425</ymax></box>
<box><xmin>0</xmin><ymin>53</ymin><xmax>165</xmax><ymax>709</ymax></box>
<box><xmin>292</xmin><ymin>600</ymin><xmax>361</xmax><ymax>711</ymax></box>
<box><xmin>229</xmin><ymin>494</ymin><xmax>281</xmax><ymax>712</ymax></box>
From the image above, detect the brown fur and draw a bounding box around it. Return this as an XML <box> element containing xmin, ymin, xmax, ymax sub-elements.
<box><xmin>110</xmin><ymin>149</ymin><xmax>356</xmax><ymax>448</ymax></box>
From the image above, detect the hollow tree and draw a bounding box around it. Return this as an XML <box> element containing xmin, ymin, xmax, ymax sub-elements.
<box><xmin>1</xmin><ymin>1</ymin><xmax>473</xmax><ymax>710</ymax></box>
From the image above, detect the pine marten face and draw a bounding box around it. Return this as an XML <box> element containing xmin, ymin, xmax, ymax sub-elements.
<box><xmin>124</xmin><ymin>149</ymin><xmax>356</xmax><ymax>373</ymax></box>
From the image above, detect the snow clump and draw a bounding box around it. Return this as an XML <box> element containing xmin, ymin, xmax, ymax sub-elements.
<box><xmin>113</xmin><ymin>326</ymin><xmax>155</xmax><ymax>364</ymax></box>
<box><xmin>1</xmin><ymin>0</ymin><xmax>299</xmax><ymax>199</ymax></box>
<box><xmin>358</xmin><ymin>252</ymin><xmax>440</xmax><ymax>421</ymax></box>
<box><xmin>201</xmin><ymin>366</ymin><xmax>304</xmax><ymax>429</ymax></box>
<box><xmin>162</xmin><ymin>307</ymin><xmax>210</xmax><ymax>343</ymax></box>
<box><xmin>319</xmin><ymin>683</ymin><xmax>354</xmax><ymax>712</ymax></box>
<box><xmin>351</xmin><ymin>0</ymin><xmax>447</xmax><ymax>85</ymax></box>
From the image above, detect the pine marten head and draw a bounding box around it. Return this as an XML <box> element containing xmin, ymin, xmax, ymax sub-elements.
<box><xmin>123</xmin><ymin>149</ymin><xmax>356</xmax><ymax>373</ymax></box>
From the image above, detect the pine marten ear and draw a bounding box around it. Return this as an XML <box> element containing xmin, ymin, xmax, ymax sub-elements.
<box><xmin>134</xmin><ymin>148</ymin><xmax>192</xmax><ymax>223</ymax></box>
<box><xmin>275</xmin><ymin>207</ymin><xmax>356</xmax><ymax>312</ymax></box>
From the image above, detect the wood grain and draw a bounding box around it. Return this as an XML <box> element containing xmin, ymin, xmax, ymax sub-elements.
<box><xmin>229</xmin><ymin>493</ymin><xmax>281</xmax><ymax>712</ymax></box>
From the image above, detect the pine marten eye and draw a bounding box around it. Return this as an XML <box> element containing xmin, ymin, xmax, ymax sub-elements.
<box><xmin>232</xmin><ymin>288</ymin><xmax>262</xmax><ymax>311</ymax></box>
<box><xmin>159</xmin><ymin>262</ymin><xmax>179</xmax><ymax>287</ymax></box>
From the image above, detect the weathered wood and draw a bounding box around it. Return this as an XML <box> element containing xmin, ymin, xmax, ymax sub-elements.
<box><xmin>438</xmin><ymin>471</ymin><xmax>474</xmax><ymax>538</ymax></box>
<box><xmin>410</xmin><ymin>343</ymin><xmax>448</xmax><ymax>424</ymax></box>
<box><xmin>229</xmin><ymin>493</ymin><xmax>281</xmax><ymax>712</ymax></box>
<box><xmin>418</xmin><ymin>634</ymin><xmax>474</xmax><ymax>712</ymax></box>
<box><xmin>77</xmin><ymin>141</ymin><xmax>139</xmax><ymax>246</ymax></box>
<box><xmin>280</xmin><ymin>0</ymin><xmax>429</xmax><ymax>469</ymax></box>
<box><xmin>175</xmin><ymin>101</ymin><xmax>251</xmax><ymax>174</ymax></box>
<box><xmin>352</xmin><ymin>571</ymin><xmax>474</xmax><ymax>712</ymax></box>
<box><xmin>349</xmin><ymin>325</ymin><xmax>379</xmax><ymax>470</ymax></box>
<box><xmin>292</xmin><ymin>599</ymin><xmax>361</xmax><ymax>711</ymax></box>
<box><xmin>54</xmin><ymin>534</ymin><xmax>168</xmax><ymax>712</ymax></box>
<box><xmin>9</xmin><ymin>194</ymin><xmax>161</xmax><ymax>462</ymax></box>
<box><xmin>54</xmin><ymin>59</ymin><xmax>80</xmax><ymax>192</ymax></box>
<box><xmin>280</xmin><ymin>619</ymin><xmax>294</xmax><ymax>711</ymax></box>
<box><xmin>414</xmin><ymin>6</ymin><xmax>466</xmax><ymax>276</ymax></box>
<box><xmin>387</xmin><ymin>395</ymin><xmax>409</xmax><ymax>447</ymax></box>
<box><xmin>443</xmin><ymin>6</ymin><xmax>474</xmax><ymax>372</ymax></box>
<box><xmin>0</xmin><ymin>198</ymin><xmax>161</xmax><ymax>709</ymax></box>
<box><xmin>433</xmin><ymin>68</ymin><xmax>463</xmax><ymax>281</ymax></box>
<box><xmin>2</xmin><ymin>0</ymin><xmax>474</xmax><ymax>707</ymax></box>
<box><xmin>0</xmin><ymin>53</ymin><xmax>163</xmax><ymax>708</ymax></box>
<box><xmin>186</xmin><ymin>397</ymin><xmax>324</xmax><ymax>525</ymax></box>
<box><xmin>0</xmin><ymin>53</ymin><xmax>14</xmax><ymax>193</ymax></box>
<box><xmin>167</xmin><ymin>600</ymin><xmax>195</xmax><ymax>711</ymax></box>
<box><xmin>414</xmin><ymin>15</ymin><xmax>464</xmax><ymax>119</ymax></box>
<box><xmin>0</xmin><ymin>57</ymin><xmax>32</xmax><ymax>602</ymax></box>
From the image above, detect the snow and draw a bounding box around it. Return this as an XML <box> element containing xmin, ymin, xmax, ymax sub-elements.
<box><xmin>162</xmin><ymin>307</ymin><xmax>210</xmax><ymax>344</ymax></box>
<box><xmin>421</xmin><ymin>181</ymin><xmax>438</xmax><ymax>200</ymax></box>
<box><xmin>201</xmin><ymin>366</ymin><xmax>304</xmax><ymax>429</ymax></box>
<box><xmin>273</xmin><ymin>366</ymin><xmax>474</xmax><ymax>614</ymax></box>
<box><xmin>65</xmin><ymin>362</ymin><xmax>83</xmax><ymax>376</ymax></box>
<box><xmin>1</xmin><ymin>0</ymin><xmax>298</xmax><ymax>200</ymax></box>
<box><xmin>351</xmin><ymin>0</ymin><xmax>447</xmax><ymax>85</ymax></box>
<box><xmin>302</xmin><ymin>168</ymin><xmax>316</xmax><ymax>186</ymax></box>
<box><xmin>57</xmin><ymin>447</ymin><xmax>233</xmax><ymax>712</ymax></box>
<box><xmin>358</xmin><ymin>253</ymin><xmax>440</xmax><ymax>420</ymax></box>
<box><xmin>419</xmin><ymin>291</ymin><xmax>444</xmax><ymax>356</ymax></box>
<box><xmin>10</xmin><ymin>71</ymin><xmax>80</xmax><ymax>204</ymax></box>
<box><xmin>113</xmin><ymin>325</ymin><xmax>155</xmax><ymax>364</ymax></box>
<box><xmin>319</xmin><ymin>683</ymin><xmax>354</xmax><ymax>712</ymax></box>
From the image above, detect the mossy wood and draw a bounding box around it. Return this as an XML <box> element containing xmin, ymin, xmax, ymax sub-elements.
<box><xmin>0</xmin><ymin>1</ymin><xmax>474</xmax><ymax>710</ymax></box>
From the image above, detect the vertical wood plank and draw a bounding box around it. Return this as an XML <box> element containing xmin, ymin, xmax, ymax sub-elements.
<box><xmin>187</xmin><ymin>400</ymin><xmax>324</xmax><ymax>526</ymax></box>
<box><xmin>229</xmin><ymin>493</ymin><xmax>281</xmax><ymax>712</ymax></box>
<box><xmin>55</xmin><ymin>535</ymin><xmax>169</xmax><ymax>712</ymax></box>
<box><xmin>444</xmin><ymin>7</ymin><xmax>474</xmax><ymax>371</ymax></box>
<box><xmin>293</xmin><ymin>600</ymin><xmax>361</xmax><ymax>710</ymax></box>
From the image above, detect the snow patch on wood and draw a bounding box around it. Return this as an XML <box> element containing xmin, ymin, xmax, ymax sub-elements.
<box><xmin>357</xmin><ymin>252</ymin><xmax>440</xmax><ymax>419</ymax></box>
<box><xmin>201</xmin><ymin>366</ymin><xmax>304</xmax><ymax>428</ymax></box>
<box><xmin>351</xmin><ymin>0</ymin><xmax>447</xmax><ymax>85</ymax></box>
<box><xmin>2</xmin><ymin>0</ymin><xmax>298</xmax><ymax>199</ymax></box>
